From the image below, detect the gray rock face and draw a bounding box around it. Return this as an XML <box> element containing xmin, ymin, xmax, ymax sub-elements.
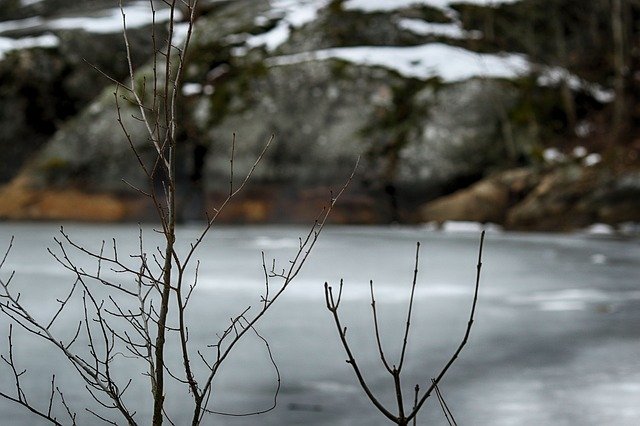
<box><xmin>4</xmin><ymin>0</ymin><xmax>636</xmax><ymax>225</ymax></box>
<box><xmin>30</xmin><ymin>89</ymin><xmax>151</xmax><ymax>192</ymax></box>
<box><xmin>1</xmin><ymin>0</ymin><xmax>137</xmax><ymax>21</ymax></box>
<box><xmin>396</xmin><ymin>79</ymin><xmax>515</xmax><ymax>194</ymax></box>
<box><xmin>199</xmin><ymin>60</ymin><xmax>396</xmax><ymax>189</ymax></box>
<box><xmin>4</xmin><ymin>0</ymin><xmax>520</xmax><ymax>209</ymax></box>
<box><xmin>0</xmin><ymin>0</ymin><xmax>167</xmax><ymax>183</ymax></box>
<box><xmin>0</xmin><ymin>48</ymin><xmax>67</xmax><ymax>182</ymax></box>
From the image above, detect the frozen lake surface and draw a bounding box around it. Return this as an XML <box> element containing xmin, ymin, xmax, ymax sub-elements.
<box><xmin>0</xmin><ymin>223</ymin><xmax>639</xmax><ymax>425</ymax></box>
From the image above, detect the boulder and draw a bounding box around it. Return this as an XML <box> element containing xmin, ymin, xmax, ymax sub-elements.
<box><xmin>420</xmin><ymin>168</ymin><xmax>537</xmax><ymax>224</ymax></box>
<box><xmin>0</xmin><ymin>0</ymin><xmax>167</xmax><ymax>183</ymax></box>
<box><xmin>420</xmin><ymin>164</ymin><xmax>640</xmax><ymax>231</ymax></box>
<box><xmin>505</xmin><ymin>165</ymin><xmax>599</xmax><ymax>231</ymax></box>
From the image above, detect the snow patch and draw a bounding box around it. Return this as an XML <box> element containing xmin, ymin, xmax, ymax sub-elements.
<box><xmin>268</xmin><ymin>43</ymin><xmax>530</xmax><ymax>82</ymax></box>
<box><xmin>246</xmin><ymin>20</ymin><xmax>291</xmax><ymax>51</ymax></box>
<box><xmin>397</xmin><ymin>18</ymin><xmax>481</xmax><ymax>39</ymax></box>
<box><xmin>245</xmin><ymin>0</ymin><xmax>329</xmax><ymax>52</ymax></box>
<box><xmin>572</xmin><ymin>146</ymin><xmax>587</xmax><ymax>158</ymax></box>
<box><xmin>0</xmin><ymin>16</ymin><xmax>44</xmax><ymax>34</ymax></box>
<box><xmin>343</xmin><ymin>0</ymin><xmax>521</xmax><ymax>13</ymax></box>
<box><xmin>542</xmin><ymin>147</ymin><xmax>565</xmax><ymax>163</ymax></box>
<box><xmin>47</xmin><ymin>2</ymin><xmax>178</xmax><ymax>34</ymax></box>
<box><xmin>422</xmin><ymin>221</ymin><xmax>502</xmax><ymax>232</ymax></box>
<box><xmin>1</xmin><ymin>2</ymin><xmax>180</xmax><ymax>36</ymax></box>
<box><xmin>538</xmin><ymin>67</ymin><xmax>614</xmax><ymax>103</ymax></box>
<box><xmin>583</xmin><ymin>153</ymin><xmax>601</xmax><ymax>167</ymax></box>
<box><xmin>442</xmin><ymin>221</ymin><xmax>502</xmax><ymax>233</ymax></box>
<box><xmin>543</xmin><ymin>146</ymin><xmax>600</xmax><ymax>166</ymax></box>
<box><xmin>0</xmin><ymin>33</ymin><xmax>58</xmax><ymax>60</ymax></box>
<box><xmin>172</xmin><ymin>22</ymin><xmax>192</xmax><ymax>46</ymax></box>
<box><xmin>585</xmin><ymin>224</ymin><xmax>614</xmax><ymax>236</ymax></box>
<box><xmin>182</xmin><ymin>83</ymin><xmax>203</xmax><ymax>96</ymax></box>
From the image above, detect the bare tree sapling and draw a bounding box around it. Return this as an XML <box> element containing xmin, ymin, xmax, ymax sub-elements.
<box><xmin>324</xmin><ymin>231</ymin><xmax>485</xmax><ymax>425</ymax></box>
<box><xmin>0</xmin><ymin>1</ymin><xmax>353</xmax><ymax>424</ymax></box>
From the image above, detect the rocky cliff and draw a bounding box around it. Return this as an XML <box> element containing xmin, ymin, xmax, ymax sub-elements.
<box><xmin>1</xmin><ymin>0</ymin><xmax>638</xmax><ymax>230</ymax></box>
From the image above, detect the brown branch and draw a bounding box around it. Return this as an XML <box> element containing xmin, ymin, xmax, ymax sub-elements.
<box><xmin>327</xmin><ymin>231</ymin><xmax>485</xmax><ymax>425</ymax></box>
<box><xmin>406</xmin><ymin>230</ymin><xmax>485</xmax><ymax>423</ymax></box>
<box><xmin>369</xmin><ymin>280</ymin><xmax>393</xmax><ymax>374</ymax></box>
<box><xmin>432</xmin><ymin>378</ymin><xmax>457</xmax><ymax>426</ymax></box>
<box><xmin>325</xmin><ymin>281</ymin><xmax>398</xmax><ymax>423</ymax></box>
<box><xmin>203</xmin><ymin>317</ymin><xmax>281</xmax><ymax>417</ymax></box>
<box><xmin>0</xmin><ymin>325</ymin><xmax>65</xmax><ymax>425</ymax></box>
<box><xmin>412</xmin><ymin>384</ymin><xmax>419</xmax><ymax>426</ymax></box>
<box><xmin>398</xmin><ymin>242</ymin><xmax>420</xmax><ymax>372</ymax></box>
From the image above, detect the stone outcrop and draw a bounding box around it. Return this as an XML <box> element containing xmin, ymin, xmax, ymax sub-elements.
<box><xmin>0</xmin><ymin>0</ymin><xmax>167</xmax><ymax>182</ymax></box>
<box><xmin>420</xmin><ymin>168</ymin><xmax>537</xmax><ymax>224</ymax></box>
<box><xmin>420</xmin><ymin>164</ymin><xmax>640</xmax><ymax>231</ymax></box>
<box><xmin>1</xmin><ymin>0</ymin><xmax>638</xmax><ymax>227</ymax></box>
<box><xmin>3</xmin><ymin>0</ymin><xmax>518</xmax><ymax>223</ymax></box>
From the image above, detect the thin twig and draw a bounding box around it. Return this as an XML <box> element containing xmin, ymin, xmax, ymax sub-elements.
<box><xmin>406</xmin><ymin>231</ymin><xmax>485</xmax><ymax>423</ymax></box>
<box><xmin>432</xmin><ymin>379</ymin><xmax>457</xmax><ymax>426</ymax></box>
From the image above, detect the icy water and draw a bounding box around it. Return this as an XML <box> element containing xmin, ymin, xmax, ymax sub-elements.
<box><xmin>0</xmin><ymin>223</ymin><xmax>638</xmax><ymax>425</ymax></box>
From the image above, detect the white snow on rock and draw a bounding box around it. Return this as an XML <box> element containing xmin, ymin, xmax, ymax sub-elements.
<box><xmin>537</xmin><ymin>67</ymin><xmax>614</xmax><ymax>103</ymax></box>
<box><xmin>344</xmin><ymin>0</ymin><xmax>450</xmax><ymax>12</ymax></box>
<box><xmin>0</xmin><ymin>16</ymin><xmax>44</xmax><ymax>34</ymax></box>
<box><xmin>583</xmin><ymin>153</ymin><xmax>602</xmax><ymax>167</ymax></box>
<box><xmin>236</xmin><ymin>1</ymin><xmax>613</xmax><ymax>102</ymax></box>
<box><xmin>47</xmin><ymin>2</ymin><xmax>178</xmax><ymax>34</ymax></box>
<box><xmin>0</xmin><ymin>1</ymin><xmax>187</xmax><ymax>60</ymax></box>
<box><xmin>0</xmin><ymin>2</ymin><xmax>179</xmax><ymax>36</ymax></box>
<box><xmin>246</xmin><ymin>20</ymin><xmax>291</xmax><ymax>51</ymax></box>
<box><xmin>397</xmin><ymin>18</ymin><xmax>482</xmax><ymax>39</ymax></box>
<box><xmin>268</xmin><ymin>43</ymin><xmax>530</xmax><ymax>82</ymax></box>
<box><xmin>542</xmin><ymin>147</ymin><xmax>565</xmax><ymax>163</ymax></box>
<box><xmin>182</xmin><ymin>82</ymin><xmax>203</xmax><ymax>96</ymax></box>
<box><xmin>572</xmin><ymin>146</ymin><xmax>588</xmax><ymax>158</ymax></box>
<box><xmin>0</xmin><ymin>33</ymin><xmax>58</xmax><ymax>60</ymax></box>
<box><xmin>245</xmin><ymin>0</ymin><xmax>329</xmax><ymax>51</ymax></box>
<box><xmin>172</xmin><ymin>22</ymin><xmax>192</xmax><ymax>45</ymax></box>
<box><xmin>343</xmin><ymin>0</ymin><xmax>521</xmax><ymax>13</ymax></box>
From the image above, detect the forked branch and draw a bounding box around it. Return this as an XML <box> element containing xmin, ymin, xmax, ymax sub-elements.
<box><xmin>325</xmin><ymin>231</ymin><xmax>485</xmax><ymax>425</ymax></box>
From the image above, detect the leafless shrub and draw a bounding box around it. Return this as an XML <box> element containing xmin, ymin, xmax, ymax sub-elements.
<box><xmin>324</xmin><ymin>231</ymin><xmax>485</xmax><ymax>425</ymax></box>
<box><xmin>0</xmin><ymin>1</ymin><xmax>354</xmax><ymax>424</ymax></box>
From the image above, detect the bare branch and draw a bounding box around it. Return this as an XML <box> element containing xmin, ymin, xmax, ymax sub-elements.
<box><xmin>398</xmin><ymin>241</ymin><xmax>420</xmax><ymax>372</ymax></box>
<box><xmin>325</xmin><ymin>281</ymin><xmax>397</xmax><ymax>422</ymax></box>
<box><xmin>406</xmin><ymin>231</ymin><xmax>485</xmax><ymax>423</ymax></box>
<box><xmin>432</xmin><ymin>379</ymin><xmax>457</xmax><ymax>426</ymax></box>
<box><xmin>327</xmin><ymin>231</ymin><xmax>485</xmax><ymax>425</ymax></box>
<box><xmin>369</xmin><ymin>280</ymin><xmax>393</xmax><ymax>374</ymax></box>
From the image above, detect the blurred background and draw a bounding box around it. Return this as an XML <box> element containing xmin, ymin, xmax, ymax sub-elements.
<box><xmin>0</xmin><ymin>0</ymin><xmax>639</xmax><ymax>230</ymax></box>
<box><xmin>1</xmin><ymin>2</ymin><xmax>640</xmax><ymax>425</ymax></box>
